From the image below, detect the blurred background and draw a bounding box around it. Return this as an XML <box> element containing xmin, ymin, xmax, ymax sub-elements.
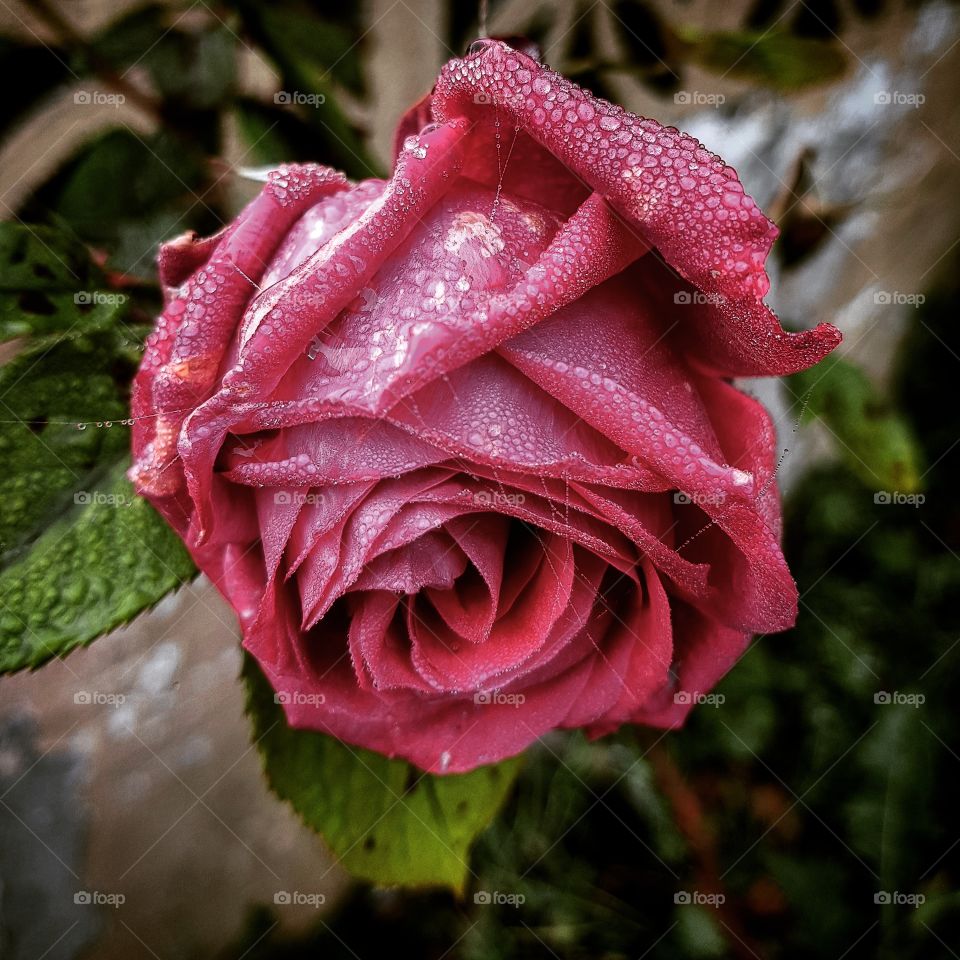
<box><xmin>0</xmin><ymin>0</ymin><xmax>958</xmax><ymax>957</ymax></box>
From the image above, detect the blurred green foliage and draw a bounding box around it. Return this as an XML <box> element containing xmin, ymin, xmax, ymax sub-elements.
<box><xmin>788</xmin><ymin>353</ymin><xmax>924</xmax><ymax>493</ymax></box>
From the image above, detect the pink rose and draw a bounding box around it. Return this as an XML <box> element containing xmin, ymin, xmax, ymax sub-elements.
<box><xmin>130</xmin><ymin>40</ymin><xmax>839</xmax><ymax>773</ymax></box>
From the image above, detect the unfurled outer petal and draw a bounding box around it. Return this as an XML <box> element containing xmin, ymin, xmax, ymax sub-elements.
<box><xmin>429</xmin><ymin>40</ymin><xmax>840</xmax><ymax>373</ymax></box>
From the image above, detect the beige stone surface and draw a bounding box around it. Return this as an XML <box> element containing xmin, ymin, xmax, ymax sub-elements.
<box><xmin>2</xmin><ymin>579</ymin><xmax>346</xmax><ymax>959</ymax></box>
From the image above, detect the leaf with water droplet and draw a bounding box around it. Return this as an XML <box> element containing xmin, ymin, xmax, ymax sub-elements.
<box><xmin>0</xmin><ymin>462</ymin><xmax>194</xmax><ymax>672</ymax></box>
<box><xmin>0</xmin><ymin>224</ymin><xmax>196</xmax><ymax>674</ymax></box>
<box><xmin>243</xmin><ymin>654</ymin><xmax>521</xmax><ymax>892</ymax></box>
<box><xmin>0</xmin><ymin>222</ymin><xmax>129</xmax><ymax>343</ymax></box>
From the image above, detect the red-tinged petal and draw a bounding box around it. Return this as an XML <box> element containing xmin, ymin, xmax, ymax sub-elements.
<box><xmin>174</xmin><ymin>123</ymin><xmax>472</xmax><ymax>539</ymax></box>
<box><xmin>259</xmin><ymin>179</ymin><xmax>559</xmax><ymax>414</ymax></box>
<box><xmin>254</xmin><ymin>487</ymin><xmax>306</xmax><ymax>582</ymax></box>
<box><xmin>224</xmin><ymin>120</ymin><xmax>472</xmax><ymax>400</ymax></box>
<box><xmin>416</xmin><ymin>475</ymin><xmax>638</xmax><ymax>567</ymax></box>
<box><xmin>628</xmin><ymin>604</ymin><xmax>752</xmax><ymax>729</ymax></box>
<box><xmin>371</xmin><ymin>191</ymin><xmax>648</xmax><ymax>408</ymax></box>
<box><xmin>570</xmin><ymin>482</ymin><xmax>712</xmax><ymax>603</ymax></box>
<box><xmin>222</xmin><ymin>417</ymin><xmax>446</xmax><ymax>485</ymax></box>
<box><xmin>249</xmin><ymin>557</ymin><xmax>670</xmax><ymax>771</ymax></box>
<box><xmin>284</xmin><ymin>481</ymin><xmax>377</xmax><ymax>576</ymax></box>
<box><xmin>633</xmin><ymin>255</ymin><xmax>842</xmax><ymax>377</ymax></box>
<box><xmin>668</xmin><ymin>377</ymin><xmax>798</xmax><ymax>633</ymax></box>
<box><xmin>296</xmin><ymin>470</ymin><xmax>458</xmax><ymax>628</ymax></box>
<box><xmin>351</xmin><ymin>530</ymin><xmax>468</xmax><ymax>594</ymax></box>
<box><xmin>432</xmin><ymin>40</ymin><xmax>776</xmax><ymax>300</ymax></box>
<box><xmin>156</xmin><ymin>224</ymin><xmax>237</xmax><ymax>290</ymax></box>
<box><xmin>259</xmin><ymin>180</ymin><xmax>386</xmax><ymax>292</ymax></box>
<box><xmin>500</xmin><ymin>272</ymin><xmax>759</xmax><ymax>504</ymax></box>
<box><xmin>422</xmin><ymin>514</ymin><xmax>509</xmax><ymax>645</ymax></box>
<box><xmin>385</xmin><ymin>353</ymin><xmax>661</xmax><ymax>488</ymax></box>
<box><xmin>348</xmin><ymin>591</ymin><xmax>434</xmax><ymax>694</ymax></box>
<box><xmin>391</xmin><ymin>91</ymin><xmax>434</xmax><ymax>161</ymax></box>
<box><xmin>568</xmin><ymin>559</ymin><xmax>673</xmax><ymax>729</ymax></box>
<box><xmin>131</xmin><ymin>163</ymin><xmax>348</xmax><ymax>498</ymax></box>
<box><xmin>408</xmin><ymin>532</ymin><xmax>577</xmax><ymax>692</ymax></box>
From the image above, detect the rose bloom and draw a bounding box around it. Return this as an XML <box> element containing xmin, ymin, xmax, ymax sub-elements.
<box><xmin>130</xmin><ymin>40</ymin><xmax>839</xmax><ymax>773</ymax></box>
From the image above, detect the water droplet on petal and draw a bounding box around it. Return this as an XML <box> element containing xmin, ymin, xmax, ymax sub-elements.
<box><xmin>576</xmin><ymin>102</ymin><xmax>596</xmax><ymax>121</ymax></box>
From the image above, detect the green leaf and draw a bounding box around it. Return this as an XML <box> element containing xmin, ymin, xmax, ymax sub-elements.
<box><xmin>0</xmin><ymin>462</ymin><xmax>195</xmax><ymax>672</ymax></box>
<box><xmin>0</xmin><ymin>222</ymin><xmax>90</xmax><ymax>293</ymax></box>
<box><xmin>144</xmin><ymin>26</ymin><xmax>237</xmax><ymax>110</ymax></box>
<box><xmin>91</xmin><ymin>4</ymin><xmax>168</xmax><ymax>67</ymax></box>
<box><xmin>849</xmin><ymin>705</ymin><xmax>935</xmax><ymax>891</ymax></box>
<box><xmin>29</xmin><ymin>129</ymin><xmax>212</xmax><ymax>278</ymax></box>
<box><xmin>0</xmin><ymin>333</ymin><xmax>129</xmax><ymax>555</ymax></box>
<box><xmin>233</xmin><ymin>98</ymin><xmax>324</xmax><ymax>166</ymax></box>
<box><xmin>674</xmin><ymin>904</ymin><xmax>728</xmax><ymax>958</ymax></box>
<box><xmin>680</xmin><ymin>28</ymin><xmax>847</xmax><ymax>90</ymax></box>
<box><xmin>92</xmin><ymin>6</ymin><xmax>237</xmax><ymax>110</ymax></box>
<box><xmin>786</xmin><ymin>353</ymin><xmax>923</xmax><ymax>492</ymax></box>
<box><xmin>231</xmin><ymin>0</ymin><xmax>383</xmax><ymax>179</ymax></box>
<box><xmin>44</xmin><ymin>130</ymin><xmax>201</xmax><ymax>236</ymax></box>
<box><xmin>0</xmin><ymin>224</ymin><xmax>196</xmax><ymax>673</ymax></box>
<box><xmin>252</xmin><ymin>5</ymin><xmax>366</xmax><ymax>97</ymax></box>
<box><xmin>0</xmin><ymin>222</ymin><xmax>128</xmax><ymax>342</ymax></box>
<box><xmin>243</xmin><ymin>654</ymin><xmax>522</xmax><ymax>892</ymax></box>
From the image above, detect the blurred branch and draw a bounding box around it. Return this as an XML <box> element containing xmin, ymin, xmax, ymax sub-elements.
<box><xmin>644</xmin><ymin>736</ymin><xmax>767</xmax><ymax>960</ymax></box>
